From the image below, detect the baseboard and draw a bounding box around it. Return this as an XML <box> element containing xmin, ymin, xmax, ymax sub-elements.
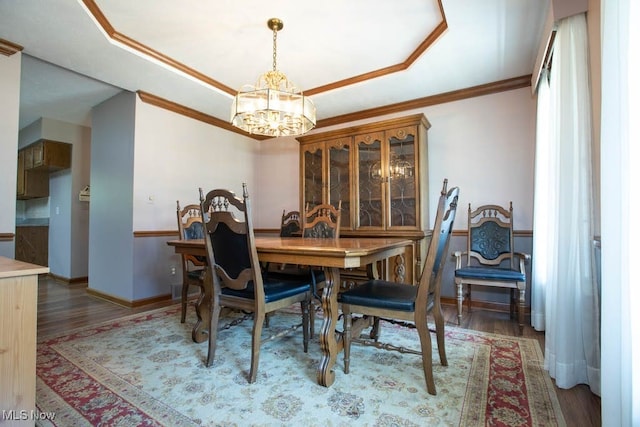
<box><xmin>46</xmin><ymin>273</ymin><xmax>88</xmax><ymax>285</ymax></box>
<box><xmin>440</xmin><ymin>296</ymin><xmax>531</xmax><ymax>315</ymax></box>
<box><xmin>171</xmin><ymin>284</ymin><xmax>201</xmax><ymax>300</ymax></box>
<box><xmin>86</xmin><ymin>288</ymin><xmax>172</xmax><ymax>308</ymax></box>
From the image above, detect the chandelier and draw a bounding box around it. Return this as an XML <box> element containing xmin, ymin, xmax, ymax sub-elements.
<box><xmin>389</xmin><ymin>154</ymin><xmax>413</xmax><ymax>179</ymax></box>
<box><xmin>230</xmin><ymin>18</ymin><xmax>316</xmax><ymax>137</ymax></box>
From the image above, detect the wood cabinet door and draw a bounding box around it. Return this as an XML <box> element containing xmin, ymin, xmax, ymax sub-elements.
<box><xmin>31</xmin><ymin>141</ymin><xmax>44</xmax><ymax>168</ymax></box>
<box><xmin>386</xmin><ymin>125</ymin><xmax>420</xmax><ymax>230</ymax></box>
<box><xmin>354</xmin><ymin>131</ymin><xmax>385</xmax><ymax>231</ymax></box>
<box><xmin>326</xmin><ymin>138</ymin><xmax>352</xmax><ymax>229</ymax></box>
<box><xmin>23</xmin><ymin>169</ymin><xmax>49</xmax><ymax>199</ymax></box>
<box><xmin>24</xmin><ymin>146</ymin><xmax>34</xmax><ymax>169</ymax></box>
<box><xmin>301</xmin><ymin>142</ymin><xmax>325</xmax><ymax>210</ymax></box>
<box><xmin>17</xmin><ymin>150</ymin><xmax>25</xmax><ymax>196</ymax></box>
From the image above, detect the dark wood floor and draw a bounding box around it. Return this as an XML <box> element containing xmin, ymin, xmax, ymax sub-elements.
<box><xmin>36</xmin><ymin>276</ymin><xmax>601</xmax><ymax>426</ymax></box>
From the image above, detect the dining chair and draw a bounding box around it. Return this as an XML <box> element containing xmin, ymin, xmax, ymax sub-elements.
<box><xmin>270</xmin><ymin>201</ymin><xmax>342</xmax><ymax>337</ymax></box>
<box><xmin>338</xmin><ymin>179</ymin><xmax>459</xmax><ymax>395</ymax></box>
<box><xmin>302</xmin><ymin>201</ymin><xmax>342</xmax><ymax>335</ymax></box>
<box><xmin>267</xmin><ymin>209</ymin><xmax>302</xmax><ymax>273</ymax></box>
<box><xmin>302</xmin><ymin>201</ymin><xmax>342</xmax><ymax>239</ymax></box>
<box><xmin>198</xmin><ymin>184</ymin><xmax>312</xmax><ymax>383</ymax></box>
<box><xmin>280</xmin><ymin>210</ymin><xmax>301</xmax><ymax>237</ymax></box>
<box><xmin>453</xmin><ymin>202</ymin><xmax>530</xmax><ymax>334</ymax></box>
<box><xmin>176</xmin><ymin>201</ymin><xmax>206</xmax><ymax>323</ymax></box>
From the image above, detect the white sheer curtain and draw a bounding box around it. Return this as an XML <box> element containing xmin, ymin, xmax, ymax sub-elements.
<box><xmin>600</xmin><ymin>0</ymin><xmax>639</xmax><ymax>424</ymax></box>
<box><xmin>530</xmin><ymin>13</ymin><xmax>600</xmax><ymax>394</ymax></box>
<box><xmin>531</xmin><ymin>68</ymin><xmax>553</xmax><ymax>331</ymax></box>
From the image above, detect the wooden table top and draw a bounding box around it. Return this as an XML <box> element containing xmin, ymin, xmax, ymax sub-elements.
<box><xmin>167</xmin><ymin>236</ymin><xmax>413</xmax><ymax>269</ymax></box>
<box><xmin>0</xmin><ymin>256</ymin><xmax>49</xmax><ymax>279</ymax></box>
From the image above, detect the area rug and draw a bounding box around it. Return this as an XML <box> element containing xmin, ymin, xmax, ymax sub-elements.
<box><xmin>35</xmin><ymin>305</ymin><xmax>565</xmax><ymax>426</ymax></box>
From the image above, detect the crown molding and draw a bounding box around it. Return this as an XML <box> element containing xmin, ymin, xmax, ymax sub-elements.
<box><xmin>305</xmin><ymin>1</ymin><xmax>448</xmax><ymax>96</ymax></box>
<box><xmin>0</xmin><ymin>38</ymin><xmax>23</xmax><ymax>56</ymax></box>
<box><xmin>138</xmin><ymin>75</ymin><xmax>531</xmax><ymax>140</ymax></box>
<box><xmin>136</xmin><ymin>91</ymin><xmax>269</xmax><ymax>140</ymax></box>
<box><xmin>81</xmin><ymin>0</ymin><xmax>447</xmax><ymax>99</ymax></box>
<box><xmin>316</xmin><ymin>75</ymin><xmax>532</xmax><ymax>128</ymax></box>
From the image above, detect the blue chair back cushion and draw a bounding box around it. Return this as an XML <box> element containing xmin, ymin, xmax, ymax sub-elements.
<box><xmin>454</xmin><ymin>266</ymin><xmax>525</xmax><ymax>282</ymax></box>
<box><xmin>280</xmin><ymin>221</ymin><xmax>301</xmax><ymax>237</ymax></box>
<box><xmin>303</xmin><ymin>222</ymin><xmax>336</xmax><ymax>238</ymax></box>
<box><xmin>210</xmin><ymin>222</ymin><xmax>311</xmax><ymax>302</ymax></box>
<box><xmin>183</xmin><ymin>221</ymin><xmax>204</xmax><ymax>240</ymax></box>
<box><xmin>470</xmin><ymin>221</ymin><xmax>511</xmax><ymax>260</ymax></box>
<box><xmin>210</xmin><ymin>222</ymin><xmax>251</xmax><ymax>280</ymax></box>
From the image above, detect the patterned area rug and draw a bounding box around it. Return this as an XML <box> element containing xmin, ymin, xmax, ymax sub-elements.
<box><xmin>36</xmin><ymin>305</ymin><xmax>565</xmax><ymax>426</ymax></box>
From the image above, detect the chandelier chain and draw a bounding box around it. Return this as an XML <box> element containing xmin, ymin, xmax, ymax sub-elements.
<box><xmin>272</xmin><ymin>25</ymin><xmax>278</xmax><ymax>72</ymax></box>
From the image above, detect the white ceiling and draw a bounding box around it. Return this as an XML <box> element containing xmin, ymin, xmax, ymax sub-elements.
<box><xmin>0</xmin><ymin>0</ymin><xmax>549</xmax><ymax>132</ymax></box>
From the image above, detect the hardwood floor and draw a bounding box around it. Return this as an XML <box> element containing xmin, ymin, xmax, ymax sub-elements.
<box><xmin>36</xmin><ymin>276</ymin><xmax>601</xmax><ymax>426</ymax></box>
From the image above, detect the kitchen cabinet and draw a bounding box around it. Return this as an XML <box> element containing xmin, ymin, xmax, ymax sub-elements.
<box><xmin>17</xmin><ymin>149</ymin><xmax>49</xmax><ymax>200</ymax></box>
<box><xmin>22</xmin><ymin>169</ymin><xmax>50</xmax><ymax>199</ymax></box>
<box><xmin>16</xmin><ymin>140</ymin><xmax>71</xmax><ymax>200</ymax></box>
<box><xmin>16</xmin><ymin>149</ymin><xmax>24</xmax><ymax>196</ymax></box>
<box><xmin>28</xmin><ymin>139</ymin><xmax>72</xmax><ymax>171</ymax></box>
<box><xmin>297</xmin><ymin>114</ymin><xmax>431</xmax><ymax>285</ymax></box>
<box><xmin>15</xmin><ymin>226</ymin><xmax>49</xmax><ymax>267</ymax></box>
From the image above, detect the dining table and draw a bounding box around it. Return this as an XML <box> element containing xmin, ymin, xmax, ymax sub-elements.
<box><xmin>167</xmin><ymin>235</ymin><xmax>412</xmax><ymax>387</ymax></box>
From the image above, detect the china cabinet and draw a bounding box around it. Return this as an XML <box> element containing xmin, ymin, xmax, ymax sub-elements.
<box><xmin>297</xmin><ymin>114</ymin><xmax>431</xmax><ymax>285</ymax></box>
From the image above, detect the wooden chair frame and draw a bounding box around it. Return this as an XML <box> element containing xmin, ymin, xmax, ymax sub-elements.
<box><xmin>280</xmin><ymin>210</ymin><xmax>301</xmax><ymax>237</ymax></box>
<box><xmin>302</xmin><ymin>201</ymin><xmax>342</xmax><ymax>239</ymax></box>
<box><xmin>339</xmin><ymin>179</ymin><xmax>459</xmax><ymax>395</ymax></box>
<box><xmin>176</xmin><ymin>201</ymin><xmax>206</xmax><ymax>323</ymax></box>
<box><xmin>199</xmin><ymin>184</ymin><xmax>311</xmax><ymax>383</ymax></box>
<box><xmin>453</xmin><ymin>202</ymin><xmax>530</xmax><ymax>334</ymax></box>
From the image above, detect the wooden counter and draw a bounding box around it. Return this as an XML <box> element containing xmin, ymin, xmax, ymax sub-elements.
<box><xmin>0</xmin><ymin>257</ymin><xmax>48</xmax><ymax>425</ymax></box>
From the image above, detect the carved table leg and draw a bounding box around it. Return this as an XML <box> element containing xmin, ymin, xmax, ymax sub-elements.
<box><xmin>192</xmin><ymin>267</ymin><xmax>211</xmax><ymax>343</ymax></box>
<box><xmin>317</xmin><ymin>266</ymin><xmax>340</xmax><ymax>387</ymax></box>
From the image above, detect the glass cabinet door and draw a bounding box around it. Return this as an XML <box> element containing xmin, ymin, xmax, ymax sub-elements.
<box><xmin>355</xmin><ymin>132</ymin><xmax>385</xmax><ymax>230</ymax></box>
<box><xmin>302</xmin><ymin>143</ymin><xmax>324</xmax><ymax>210</ymax></box>
<box><xmin>327</xmin><ymin>138</ymin><xmax>352</xmax><ymax>229</ymax></box>
<box><xmin>387</xmin><ymin>126</ymin><xmax>418</xmax><ymax>229</ymax></box>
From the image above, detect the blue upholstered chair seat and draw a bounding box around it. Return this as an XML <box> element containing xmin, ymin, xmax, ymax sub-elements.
<box><xmin>222</xmin><ymin>275</ymin><xmax>311</xmax><ymax>303</ymax></box>
<box><xmin>267</xmin><ymin>268</ymin><xmax>325</xmax><ymax>298</ymax></box>
<box><xmin>454</xmin><ymin>266</ymin><xmax>525</xmax><ymax>282</ymax></box>
<box><xmin>339</xmin><ymin>280</ymin><xmax>425</xmax><ymax>312</ymax></box>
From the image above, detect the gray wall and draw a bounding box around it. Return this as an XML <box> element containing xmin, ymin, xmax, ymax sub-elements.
<box><xmin>89</xmin><ymin>91</ymin><xmax>136</xmax><ymax>300</ymax></box>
